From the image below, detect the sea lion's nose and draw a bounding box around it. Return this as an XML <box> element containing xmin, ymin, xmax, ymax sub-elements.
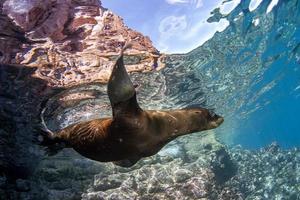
<box><xmin>207</xmin><ymin>114</ymin><xmax>224</xmax><ymax>129</ymax></box>
<box><xmin>216</xmin><ymin>116</ymin><xmax>224</xmax><ymax>125</ymax></box>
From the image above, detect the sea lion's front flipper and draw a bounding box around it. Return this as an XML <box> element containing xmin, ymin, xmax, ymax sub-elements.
<box><xmin>113</xmin><ymin>156</ymin><xmax>141</xmax><ymax>167</ymax></box>
<box><xmin>107</xmin><ymin>43</ymin><xmax>141</xmax><ymax>116</ymax></box>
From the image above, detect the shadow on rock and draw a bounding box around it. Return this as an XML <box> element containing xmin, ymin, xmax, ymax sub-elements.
<box><xmin>0</xmin><ymin>64</ymin><xmax>64</xmax><ymax>195</ymax></box>
<box><xmin>211</xmin><ymin>147</ymin><xmax>237</xmax><ymax>184</ymax></box>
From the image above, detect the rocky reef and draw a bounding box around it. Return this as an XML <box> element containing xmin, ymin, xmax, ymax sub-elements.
<box><xmin>2</xmin><ymin>125</ymin><xmax>299</xmax><ymax>200</ymax></box>
<box><xmin>227</xmin><ymin>143</ymin><xmax>300</xmax><ymax>199</ymax></box>
<box><xmin>0</xmin><ymin>0</ymin><xmax>164</xmax><ymax>87</ymax></box>
<box><xmin>1</xmin><ymin>133</ymin><xmax>240</xmax><ymax>200</ymax></box>
<box><xmin>77</xmin><ymin>141</ymin><xmax>300</xmax><ymax>200</ymax></box>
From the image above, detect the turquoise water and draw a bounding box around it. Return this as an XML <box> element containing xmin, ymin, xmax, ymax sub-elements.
<box><xmin>163</xmin><ymin>0</ymin><xmax>300</xmax><ymax>149</ymax></box>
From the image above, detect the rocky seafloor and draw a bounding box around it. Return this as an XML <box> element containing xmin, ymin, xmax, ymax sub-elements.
<box><xmin>1</xmin><ymin>133</ymin><xmax>299</xmax><ymax>200</ymax></box>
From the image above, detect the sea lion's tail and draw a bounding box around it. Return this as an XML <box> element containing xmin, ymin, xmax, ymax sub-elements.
<box><xmin>38</xmin><ymin>127</ymin><xmax>64</xmax><ymax>156</ymax></box>
<box><xmin>37</xmin><ymin>100</ymin><xmax>65</xmax><ymax>156</ymax></box>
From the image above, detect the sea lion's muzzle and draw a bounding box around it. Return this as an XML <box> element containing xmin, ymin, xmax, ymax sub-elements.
<box><xmin>207</xmin><ymin>112</ymin><xmax>224</xmax><ymax>129</ymax></box>
<box><xmin>214</xmin><ymin>116</ymin><xmax>224</xmax><ymax>126</ymax></box>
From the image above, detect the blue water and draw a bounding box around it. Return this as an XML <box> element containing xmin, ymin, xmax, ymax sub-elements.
<box><xmin>177</xmin><ymin>0</ymin><xmax>300</xmax><ymax>149</ymax></box>
<box><xmin>214</xmin><ymin>0</ymin><xmax>300</xmax><ymax>148</ymax></box>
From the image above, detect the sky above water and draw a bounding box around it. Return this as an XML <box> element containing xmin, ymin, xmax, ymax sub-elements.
<box><xmin>101</xmin><ymin>0</ymin><xmax>279</xmax><ymax>53</ymax></box>
<box><xmin>101</xmin><ymin>0</ymin><xmax>278</xmax><ymax>53</ymax></box>
<box><xmin>101</xmin><ymin>0</ymin><xmax>242</xmax><ymax>53</ymax></box>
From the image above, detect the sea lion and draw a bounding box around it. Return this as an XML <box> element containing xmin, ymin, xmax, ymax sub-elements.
<box><xmin>40</xmin><ymin>44</ymin><xmax>224</xmax><ymax>167</ymax></box>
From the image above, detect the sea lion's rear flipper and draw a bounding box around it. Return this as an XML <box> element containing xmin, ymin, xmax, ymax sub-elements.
<box><xmin>107</xmin><ymin>43</ymin><xmax>141</xmax><ymax>116</ymax></box>
<box><xmin>113</xmin><ymin>157</ymin><xmax>141</xmax><ymax>167</ymax></box>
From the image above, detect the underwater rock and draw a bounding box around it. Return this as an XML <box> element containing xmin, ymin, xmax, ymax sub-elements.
<box><xmin>0</xmin><ymin>0</ymin><xmax>165</xmax><ymax>87</ymax></box>
<box><xmin>179</xmin><ymin>133</ymin><xmax>237</xmax><ymax>184</ymax></box>
<box><xmin>211</xmin><ymin>148</ymin><xmax>237</xmax><ymax>184</ymax></box>
<box><xmin>173</xmin><ymin>168</ymin><xmax>193</xmax><ymax>182</ymax></box>
<box><xmin>0</xmin><ymin>132</ymin><xmax>237</xmax><ymax>200</ymax></box>
<box><xmin>15</xmin><ymin>179</ymin><xmax>30</xmax><ymax>192</ymax></box>
<box><xmin>5</xmin><ymin>122</ymin><xmax>299</xmax><ymax>200</ymax></box>
<box><xmin>79</xmin><ymin>141</ymin><xmax>299</xmax><ymax>200</ymax></box>
<box><xmin>225</xmin><ymin>144</ymin><xmax>300</xmax><ymax>199</ymax></box>
<box><xmin>78</xmin><ymin>134</ymin><xmax>238</xmax><ymax>200</ymax></box>
<box><xmin>83</xmin><ymin>192</ymin><xmax>107</xmax><ymax>200</ymax></box>
<box><xmin>157</xmin><ymin>140</ymin><xmax>186</xmax><ymax>159</ymax></box>
<box><xmin>82</xmin><ymin>159</ymin><xmax>216</xmax><ymax>200</ymax></box>
<box><xmin>0</xmin><ymin>64</ymin><xmax>52</xmax><ymax>183</ymax></box>
<box><xmin>0</xmin><ymin>175</ymin><xmax>6</xmax><ymax>188</ymax></box>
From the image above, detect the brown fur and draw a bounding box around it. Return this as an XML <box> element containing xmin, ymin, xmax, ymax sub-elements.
<box><xmin>53</xmin><ymin>107</ymin><xmax>223</xmax><ymax>163</ymax></box>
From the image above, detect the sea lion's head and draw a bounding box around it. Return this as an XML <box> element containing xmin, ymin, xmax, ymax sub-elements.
<box><xmin>205</xmin><ymin>109</ymin><xmax>224</xmax><ymax>129</ymax></box>
<box><xmin>185</xmin><ymin>108</ymin><xmax>224</xmax><ymax>131</ymax></box>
